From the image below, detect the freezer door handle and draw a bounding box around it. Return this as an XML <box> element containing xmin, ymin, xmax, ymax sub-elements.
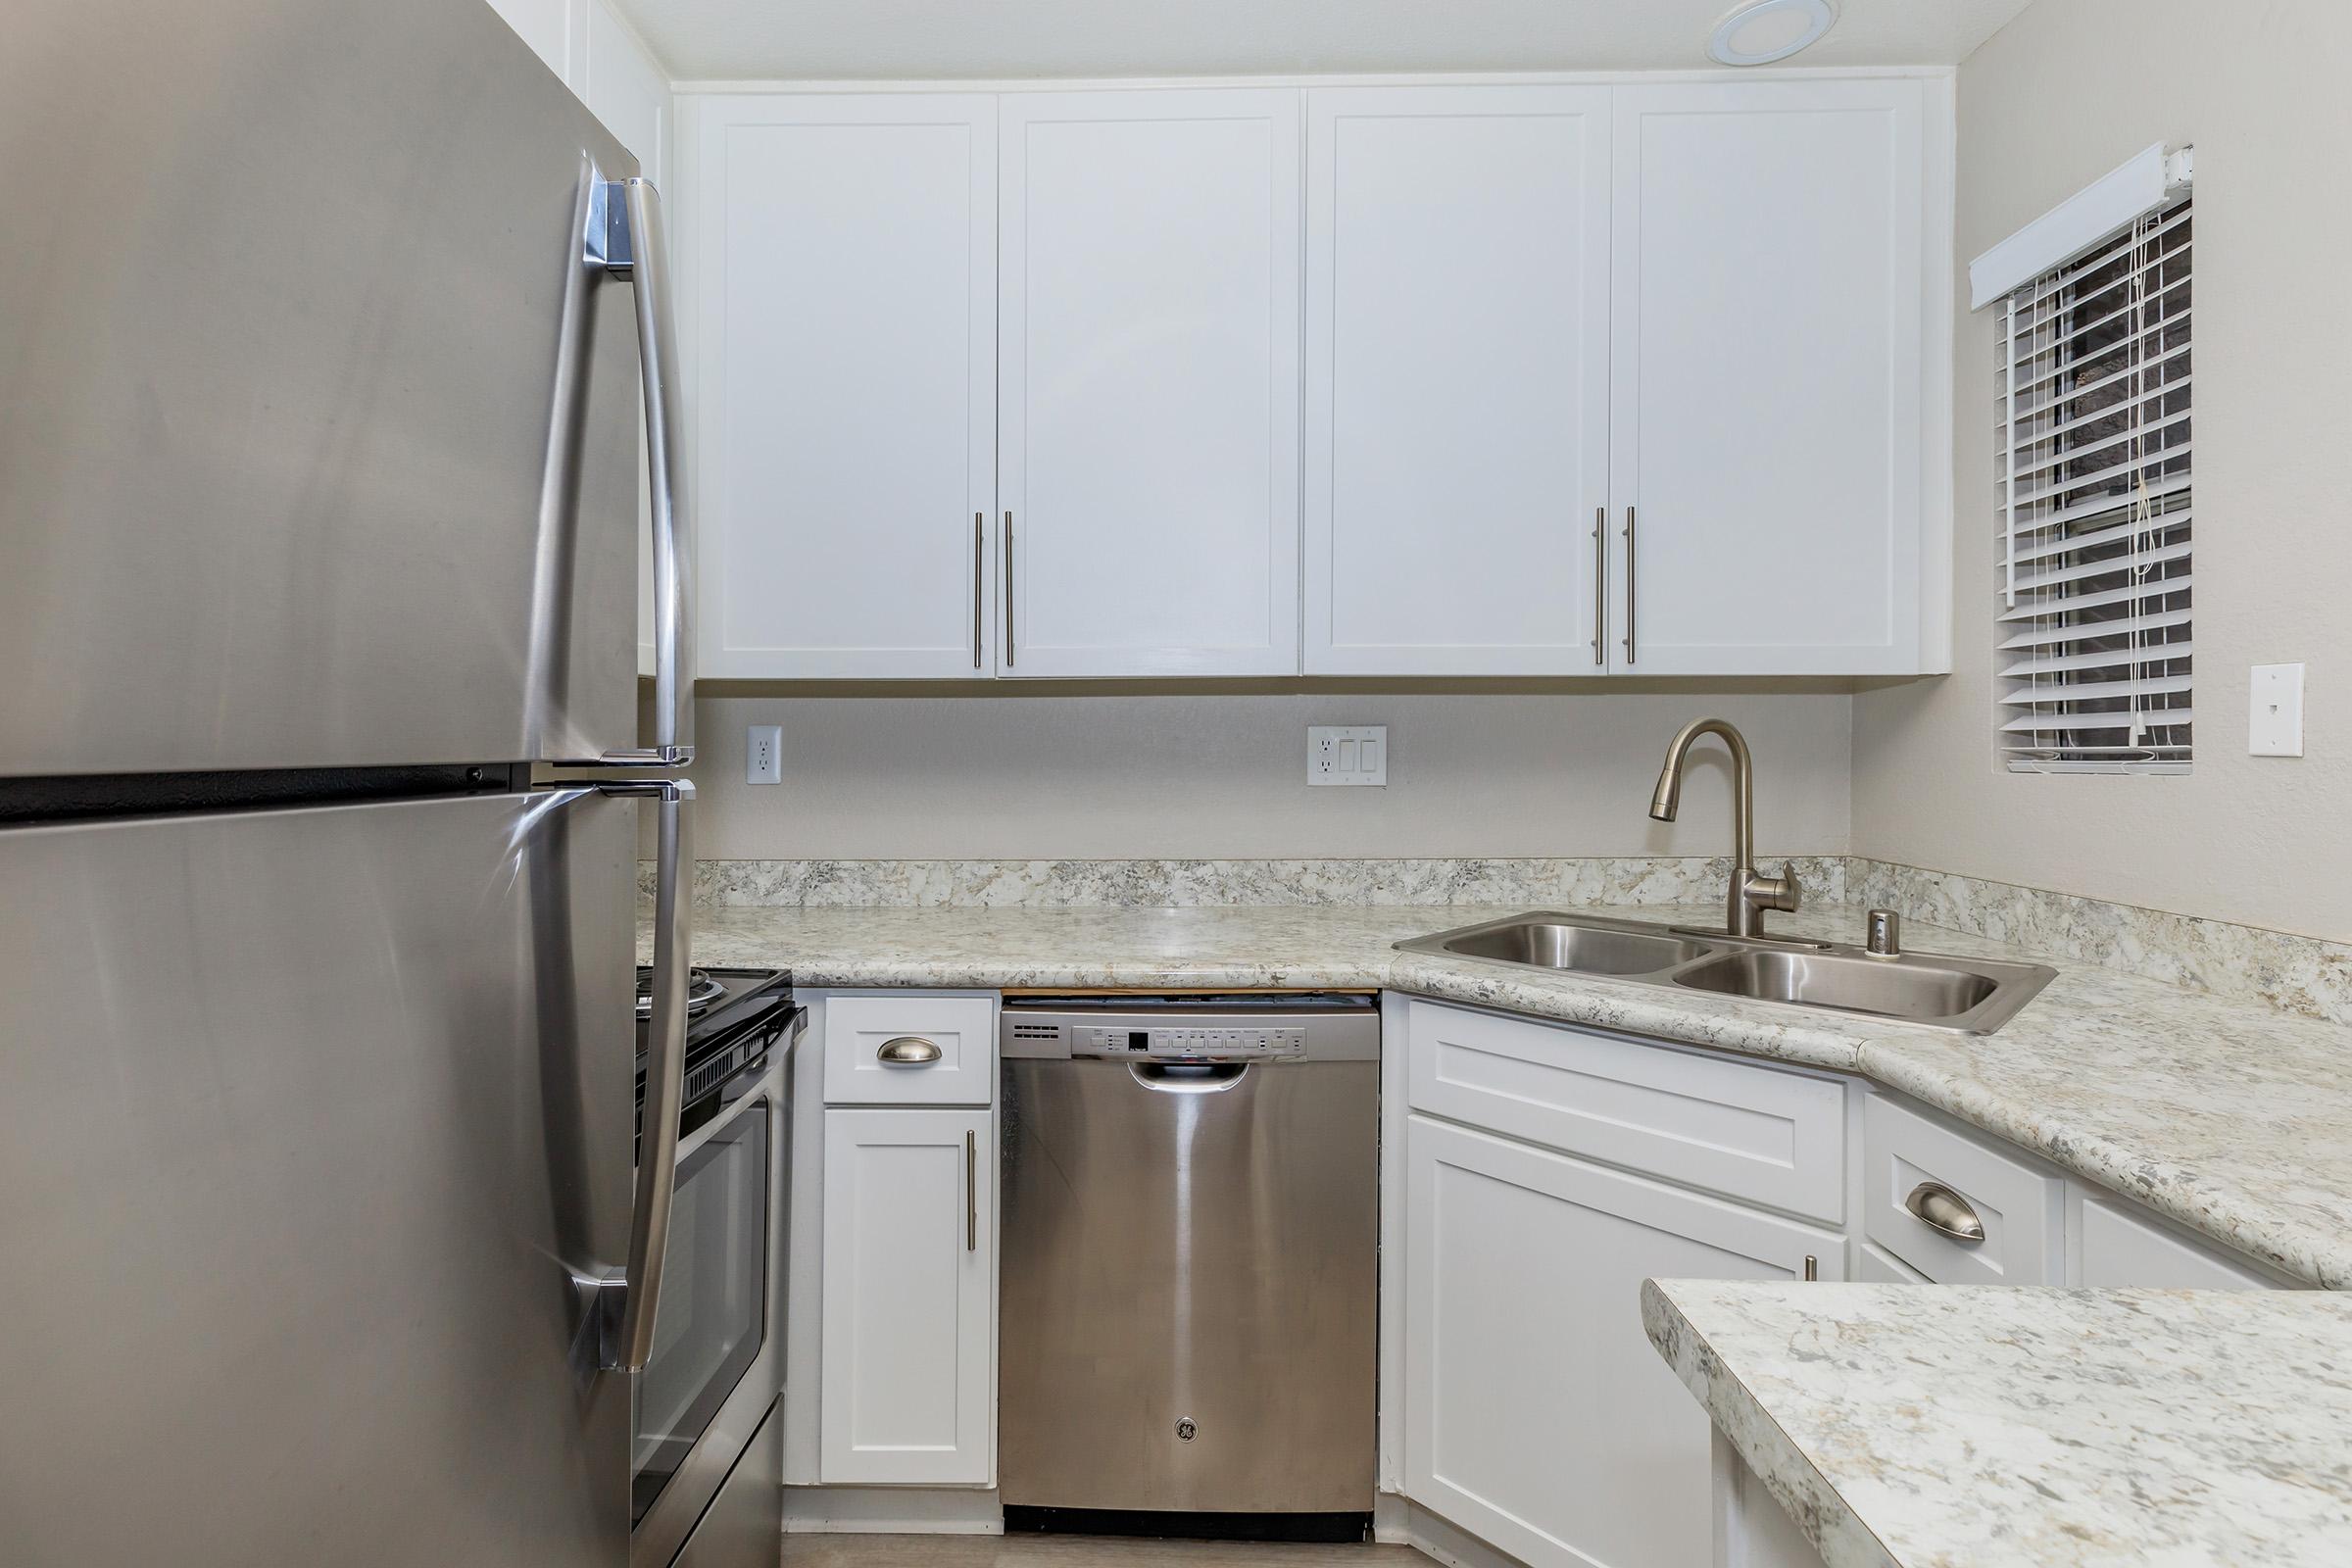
<box><xmin>590</xmin><ymin>177</ymin><xmax>695</xmax><ymax>767</ymax></box>
<box><xmin>597</xmin><ymin>778</ymin><xmax>695</xmax><ymax>1371</ymax></box>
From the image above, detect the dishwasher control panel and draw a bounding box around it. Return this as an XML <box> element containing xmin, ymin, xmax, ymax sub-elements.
<box><xmin>1072</xmin><ymin>1023</ymin><xmax>1306</xmax><ymax>1059</ymax></box>
<box><xmin>1001</xmin><ymin>994</ymin><xmax>1380</xmax><ymax>1062</ymax></box>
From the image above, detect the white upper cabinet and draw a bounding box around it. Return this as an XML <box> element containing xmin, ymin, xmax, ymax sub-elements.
<box><xmin>1608</xmin><ymin>79</ymin><xmax>1936</xmax><ymax>674</ymax></box>
<box><xmin>1304</xmin><ymin>86</ymin><xmax>1612</xmax><ymax>676</ymax></box>
<box><xmin>694</xmin><ymin>95</ymin><xmax>999</xmax><ymax>678</ymax></box>
<box><xmin>999</xmin><ymin>90</ymin><xmax>1303</xmax><ymax>677</ymax></box>
<box><xmin>677</xmin><ymin>75</ymin><xmax>1949</xmax><ymax>681</ymax></box>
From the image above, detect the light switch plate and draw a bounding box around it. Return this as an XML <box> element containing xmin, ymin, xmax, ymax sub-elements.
<box><xmin>2250</xmin><ymin>664</ymin><xmax>2305</xmax><ymax>757</ymax></box>
<box><xmin>747</xmin><ymin>724</ymin><xmax>783</xmax><ymax>784</ymax></box>
<box><xmin>1308</xmin><ymin>725</ymin><xmax>1387</xmax><ymax>787</ymax></box>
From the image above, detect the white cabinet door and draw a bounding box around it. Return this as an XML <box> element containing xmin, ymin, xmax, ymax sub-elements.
<box><xmin>2072</xmin><ymin>1191</ymin><xmax>2283</xmax><ymax>1290</ymax></box>
<box><xmin>1609</xmin><ymin>80</ymin><xmax>1932</xmax><ymax>675</ymax></box>
<box><xmin>696</xmin><ymin>95</ymin><xmax>999</xmax><ymax>678</ymax></box>
<box><xmin>1405</xmin><ymin>1114</ymin><xmax>1840</xmax><ymax>1568</ymax></box>
<box><xmin>999</xmin><ymin>90</ymin><xmax>1301</xmax><ymax>676</ymax></box>
<box><xmin>820</xmin><ymin>1108</ymin><xmax>995</xmax><ymax>1484</ymax></box>
<box><xmin>1304</xmin><ymin>87</ymin><xmax>1612</xmax><ymax>675</ymax></box>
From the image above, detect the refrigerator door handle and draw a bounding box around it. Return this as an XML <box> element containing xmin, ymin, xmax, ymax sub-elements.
<box><xmin>596</xmin><ymin>777</ymin><xmax>695</xmax><ymax>1371</ymax></box>
<box><xmin>589</xmin><ymin>177</ymin><xmax>695</xmax><ymax>767</ymax></box>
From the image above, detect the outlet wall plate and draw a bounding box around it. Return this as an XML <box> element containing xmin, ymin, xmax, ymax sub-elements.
<box><xmin>2250</xmin><ymin>664</ymin><xmax>2305</xmax><ymax>757</ymax></box>
<box><xmin>1308</xmin><ymin>725</ymin><xmax>1387</xmax><ymax>787</ymax></box>
<box><xmin>747</xmin><ymin>723</ymin><xmax>783</xmax><ymax>785</ymax></box>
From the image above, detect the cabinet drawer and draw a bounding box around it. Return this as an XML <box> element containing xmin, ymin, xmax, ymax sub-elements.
<box><xmin>1863</xmin><ymin>1095</ymin><xmax>2060</xmax><ymax>1285</ymax></box>
<box><xmin>823</xmin><ymin>995</ymin><xmax>997</xmax><ymax>1106</ymax></box>
<box><xmin>1406</xmin><ymin>1001</ymin><xmax>1845</xmax><ymax>1223</ymax></box>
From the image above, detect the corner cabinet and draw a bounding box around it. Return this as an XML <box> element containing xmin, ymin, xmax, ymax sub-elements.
<box><xmin>1400</xmin><ymin>1002</ymin><xmax>1846</xmax><ymax>1568</ymax></box>
<box><xmin>998</xmin><ymin>90</ymin><xmax>1303</xmax><ymax>676</ymax></box>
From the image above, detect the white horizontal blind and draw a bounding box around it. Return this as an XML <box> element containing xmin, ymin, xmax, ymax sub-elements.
<box><xmin>1996</xmin><ymin>198</ymin><xmax>2192</xmax><ymax>772</ymax></box>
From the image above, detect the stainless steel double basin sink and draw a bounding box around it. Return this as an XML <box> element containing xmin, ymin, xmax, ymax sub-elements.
<box><xmin>1396</xmin><ymin>912</ymin><xmax>2056</xmax><ymax>1034</ymax></box>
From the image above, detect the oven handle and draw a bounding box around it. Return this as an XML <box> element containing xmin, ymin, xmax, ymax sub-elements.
<box><xmin>602</xmin><ymin>778</ymin><xmax>695</xmax><ymax>1372</ymax></box>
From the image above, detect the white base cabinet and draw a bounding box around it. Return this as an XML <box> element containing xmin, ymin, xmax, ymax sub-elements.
<box><xmin>819</xmin><ymin>1107</ymin><xmax>996</xmax><ymax>1485</ymax></box>
<box><xmin>1405</xmin><ymin>1113</ymin><xmax>1841</xmax><ymax>1568</ymax></box>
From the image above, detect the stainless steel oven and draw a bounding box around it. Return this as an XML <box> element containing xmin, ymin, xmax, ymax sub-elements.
<box><xmin>632</xmin><ymin>967</ymin><xmax>801</xmax><ymax>1568</ymax></box>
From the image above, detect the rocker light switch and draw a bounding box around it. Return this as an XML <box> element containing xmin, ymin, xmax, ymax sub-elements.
<box><xmin>1309</xmin><ymin>726</ymin><xmax>1387</xmax><ymax>786</ymax></box>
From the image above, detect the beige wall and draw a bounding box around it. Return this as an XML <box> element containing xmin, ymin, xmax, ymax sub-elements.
<box><xmin>674</xmin><ymin>688</ymin><xmax>1851</xmax><ymax>860</ymax></box>
<box><xmin>1852</xmin><ymin>0</ymin><xmax>2352</xmax><ymax>940</ymax></box>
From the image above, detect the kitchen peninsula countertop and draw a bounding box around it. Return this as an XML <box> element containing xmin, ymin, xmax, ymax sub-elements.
<box><xmin>1642</xmin><ymin>1278</ymin><xmax>2352</xmax><ymax>1568</ymax></box>
<box><xmin>660</xmin><ymin>897</ymin><xmax>2352</xmax><ymax>1290</ymax></box>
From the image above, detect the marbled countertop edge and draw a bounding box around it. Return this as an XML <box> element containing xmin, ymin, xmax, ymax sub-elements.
<box><xmin>657</xmin><ymin>899</ymin><xmax>2352</xmax><ymax>1290</ymax></box>
<box><xmin>1641</xmin><ymin>1279</ymin><xmax>1900</xmax><ymax>1568</ymax></box>
<box><xmin>1642</xmin><ymin>1280</ymin><xmax>2352</xmax><ymax>1568</ymax></box>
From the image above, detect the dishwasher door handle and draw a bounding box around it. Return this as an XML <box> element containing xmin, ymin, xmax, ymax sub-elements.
<box><xmin>1128</xmin><ymin>1060</ymin><xmax>1251</xmax><ymax>1094</ymax></box>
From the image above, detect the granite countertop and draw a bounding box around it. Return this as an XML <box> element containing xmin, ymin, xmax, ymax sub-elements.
<box><xmin>1642</xmin><ymin>1279</ymin><xmax>2352</xmax><ymax>1568</ymax></box>
<box><xmin>662</xmin><ymin>897</ymin><xmax>2352</xmax><ymax>1289</ymax></box>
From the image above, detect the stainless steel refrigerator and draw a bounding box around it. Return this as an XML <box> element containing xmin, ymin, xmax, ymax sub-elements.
<box><xmin>0</xmin><ymin>2</ymin><xmax>700</xmax><ymax>1562</ymax></box>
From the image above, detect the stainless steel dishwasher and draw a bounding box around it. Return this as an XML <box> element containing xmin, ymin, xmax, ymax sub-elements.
<box><xmin>999</xmin><ymin>994</ymin><xmax>1379</xmax><ymax>1542</ymax></box>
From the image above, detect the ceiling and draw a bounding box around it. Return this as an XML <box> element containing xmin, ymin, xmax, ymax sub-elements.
<box><xmin>615</xmin><ymin>0</ymin><xmax>2038</xmax><ymax>83</ymax></box>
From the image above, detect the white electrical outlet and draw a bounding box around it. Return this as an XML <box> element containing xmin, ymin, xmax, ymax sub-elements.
<box><xmin>2250</xmin><ymin>664</ymin><xmax>2305</xmax><ymax>757</ymax></box>
<box><xmin>1308</xmin><ymin>725</ymin><xmax>1387</xmax><ymax>787</ymax></box>
<box><xmin>746</xmin><ymin>724</ymin><xmax>783</xmax><ymax>785</ymax></box>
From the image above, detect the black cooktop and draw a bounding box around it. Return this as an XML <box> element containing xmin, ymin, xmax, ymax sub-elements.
<box><xmin>633</xmin><ymin>964</ymin><xmax>799</xmax><ymax>1144</ymax></box>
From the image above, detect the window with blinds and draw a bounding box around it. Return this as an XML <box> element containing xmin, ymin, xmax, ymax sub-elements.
<box><xmin>1995</xmin><ymin>198</ymin><xmax>2192</xmax><ymax>772</ymax></box>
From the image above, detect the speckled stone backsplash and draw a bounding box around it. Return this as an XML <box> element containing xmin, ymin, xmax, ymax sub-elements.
<box><xmin>644</xmin><ymin>855</ymin><xmax>1848</xmax><ymax>912</ymax></box>
<box><xmin>1846</xmin><ymin>859</ymin><xmax>2352</xmax><ymax>1028</ymax></box>
<box><xmin>639</xmin><ymin>854</ymin><xmax>2352</xmax><ymax>1026</ymax></box>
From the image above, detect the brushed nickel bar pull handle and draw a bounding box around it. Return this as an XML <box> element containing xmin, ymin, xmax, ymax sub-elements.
<box><xmin>1003</xmin><ymin>512</ymin><xmax>1015</xmax><ymax>667</ymax></box>
<box><xmin>1803</xmin><ymin>1253</ymin><xmax>1818</xmax><ymax>1282</ymax></box>
<box><xmin>876</xmin><ymin>1036</ymin><xmax>943</xmax><ymax>1065</ymax></box>
<box><xmin>595</xmin><ymin>778</ymin><xmax>696</xmax><ymax>1371</ymax></box>
<box><xmin>590</xmin><ymin>177</ymin><xmax>695</xmax><ymax>767</ymax></box>
<box><xmin>1904</xmin><ymin>1180</ymin><xmax>1986</xmax><ymax>1245</ymax></box>
<box><xmin>1592</xmin><ymin>506</ymin><xmax>1607</xmax><ymax>665</ymax></box>
<box><xmin>1621</xmin><ymin>505</ymin><xmax>1638</xmax><ymax>665</ymax></box>
<box><xmin>973</xmin><ymin>512</ymin><xmax>985</xmax><ymax>669</ymax></box>
<box><xmin>965</xmin><ymin>1129</ymin><xmax>978</xmax><ymax>1252</ymax></box>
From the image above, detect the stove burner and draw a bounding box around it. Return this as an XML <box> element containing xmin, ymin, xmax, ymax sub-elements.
<box><xmin>636</xmin><ymin>965</ymin><xmax>727</xmax><ymax>1019</ymax></box>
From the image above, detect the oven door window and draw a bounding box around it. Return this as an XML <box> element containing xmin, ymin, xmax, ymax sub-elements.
<box><xmin>631</xmin><ymin>1098</ymin><xmax>769</xmax><ymax>1524</ymax></box>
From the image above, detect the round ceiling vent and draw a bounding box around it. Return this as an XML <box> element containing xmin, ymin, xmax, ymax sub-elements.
<box><xmin>1707</xmin><ymin>0</ymin><xmax>1840</xmax><ymax>66</ymax></box>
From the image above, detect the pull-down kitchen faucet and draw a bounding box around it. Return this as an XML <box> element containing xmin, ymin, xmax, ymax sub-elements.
<box><xmin>1648</xmin><ymin>717</ymin><xmax>1800</xmax><ymax>939</ymax></box>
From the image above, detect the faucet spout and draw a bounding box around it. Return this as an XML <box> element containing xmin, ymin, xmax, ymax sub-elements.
<box><xmin>1647</xmin><ymin>717</ymin><xmax>1795</xmax><ymax>938</ymax></box>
